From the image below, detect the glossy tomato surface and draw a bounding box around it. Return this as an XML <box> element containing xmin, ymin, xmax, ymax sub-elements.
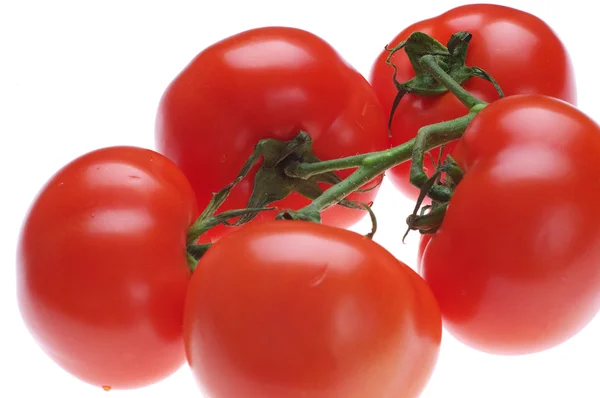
<box><xmin>370</xmin><ymin>4</ymin><xmax>577</xmax><ymax>201</ymax></box>
<box><xmin>17</xmin><ymin>146</ymin><xmax>197</xmax><ymax>389</ymax></box>
<box><xmin>421</xmin><ymin>95</ymin><xmax>600</xmax><ymax>355</ymax></box>
<box><xmin>184</xmin><ymin>221</ymin><xmax>441</xmax><ymax>398</ymax></box>
<box><xmin>156</xmin><ymin>27</ymin><xmax>389</xmax><ymax>241</ymax></box>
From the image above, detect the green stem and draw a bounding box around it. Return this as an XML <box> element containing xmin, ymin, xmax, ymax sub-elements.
<box><xmin>285</xmin><ymin>56</ymin><xmax>488</xmax><ymax>191</ymax></box>
<box><xmin>281</xmin><ymin>115</ymin><xmax>473</xmax><ymax>219</ymax></box>
<box><xmin>419</xmin><ymin>54</ymin><xmax>487</xmax><ymax>109</ymax></box>
<box><xmin>361</xmin><ymin>202</ymin><xmax>378</xmax><ymax>239</ymax></box>
<box><xmin>409</xmin><ymin>110</ymin><xmax>479</xmax><ymax>195</ymax></box>
<box><xmin>304</xmin><ymin>144</ymin><xmax>410</xmax><ymax>213</ymax></box>
<box><xmin>284</xmin><ymin>153</ymin><xmax>368</xmax><ymax>179</ymax></box>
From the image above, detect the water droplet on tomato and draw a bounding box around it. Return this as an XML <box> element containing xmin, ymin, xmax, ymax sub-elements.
<box><xmin>102</xmin><ymin>386</ymin><xmax>111</xmax><ymax>391</ymax></box>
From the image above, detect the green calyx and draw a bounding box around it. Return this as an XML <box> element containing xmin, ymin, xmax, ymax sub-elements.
<box><xmin>235</xmin><ymin>131</ymin><xmax>379</xmax><ymax>226</ymax></box>
<box><xmin>184</xmin><ymin>131</ymin><xmax>381</xmax><ymax>269</ymax></box>
<box><xmin>385</xmin><ymin>31</ymin><xmax>503</xmax><ymax>133</ymax></box>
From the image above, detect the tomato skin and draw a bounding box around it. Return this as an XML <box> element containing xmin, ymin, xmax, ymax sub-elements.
<box><xmin>369</xmin><ymin>4</ymin><xmax>577</xmax><ymax>202</ymax></box>
<box><xmin>17</xmin><ymin>147</ymin><xmax>197</xmax><ymax>389</ymax></box>
<box><xmin>155</xmin><ymin>27</ymin><xmax>389</xmax><ymax>241</ymax></box>
<box><xmin>184</xmin><ymin>221</ymin><xmax>441</xmax><ymax>398</ymax></box>
<box><xmin>453</xmin><ymin>95</ymin><xmax>588</xmax><ymax>170</ymax></box>
<box><xmin>421</xmin><ymin>95</ymin><xmax>600</xmax><ymax>354</ymax></box>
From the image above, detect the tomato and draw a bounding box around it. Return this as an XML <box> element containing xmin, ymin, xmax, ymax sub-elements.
<box><xmin>16</xmin><ymin>146</ymin><xmax>198</xmax><ymax>389</ymax></box>
<box><xmin>155</xmin><ymin>27</ymin><xmax>389</xmax><ymax>241</ymax></box>
<box><xmin>369</xmin><ymin>4</ymin><xmax>577</xmax><ymax>202</ymax></box>
<box><xmin>420</xmin><ymin>95</ymin><xmax>600</xmax><ymax>355</ymax></box>
<box><xmin>184</xmin><ymin>220</ymin><xmax>441</xmax><ymax>398</ymax></box>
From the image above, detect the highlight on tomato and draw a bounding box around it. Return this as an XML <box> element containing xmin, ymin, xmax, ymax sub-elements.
<box><xmin>155</xmin><ymin>26</ymin><xmax>389</xmax><ymax>242</ymax></box>
<box><xmin>183</xmin><ymin>220</ymin><xmax>442</xmax><ymax>398</ymax></box>
<box><xmin>420</xmin><ymin>94</ymin><xmax>600</xmax><ymax>355</ymax></box>
<box><xmin>369</xmin><ymin>3</ymin><xmax>577</xmax><ymax>202</ymax></box>
<box><xmin>16</xmin><ymin>146</ymin><xmax>198</xmax><ymax>390</ymax></box>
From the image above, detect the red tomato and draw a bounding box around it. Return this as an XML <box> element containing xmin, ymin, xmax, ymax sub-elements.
<box><xmin>184</xmin><ymin>220</ymin><xmax>441</xmax><ymax>398</ymax></box>
<box><xmin>369</xmin><ymin>4</ymin><xmax>577</xmax><ymax>202</ymax></box>
<box><xmin>17</xmin><ymin>147</ymin><xmax>198</xmax><ymax>389</ymax></box>
<box><xmin>155</xmin><ymin>27</ymin><xmax>389</xmax><ymax>241</ymax></box>
<box><xmin>421</xmin><ymin>95</ymin><xmax>600</xmax><ymax>355</ymax></box>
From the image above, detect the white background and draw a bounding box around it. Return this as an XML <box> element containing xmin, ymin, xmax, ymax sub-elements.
<box><xmin>2</xmin><ymin>0</ymin><xmax>599</xmax><ymax>396</ymax></box>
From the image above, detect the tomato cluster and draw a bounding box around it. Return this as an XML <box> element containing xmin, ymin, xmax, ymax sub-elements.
<box><xmin>15</xmin><ymin>3</ymin><xmax>600</xmax><ymax>398</ymax></box>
